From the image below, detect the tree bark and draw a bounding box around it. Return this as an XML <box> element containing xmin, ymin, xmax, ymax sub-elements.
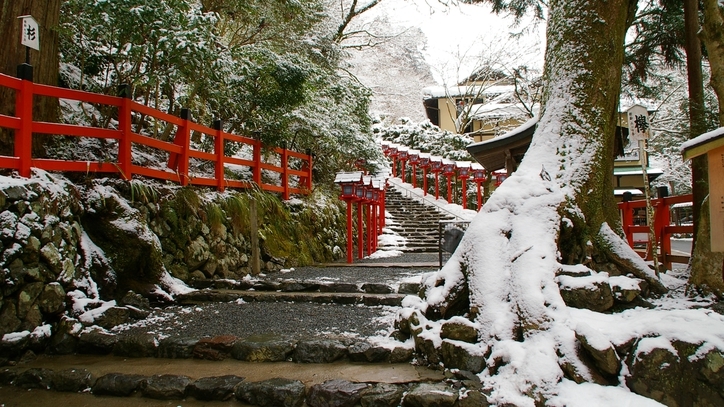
<box><xmin>0</xmin><ymin>0</ymin><xmax>61</xmax><ymax>157</ymax></box>
<box><xmin>414</xmin><ymin>0</ymin><xmax>667</xmax><ymax>402</ymax></box>
<box><xmin>693</xmin><ymin>0</ymin><xmax>724</xmax><ymax>295</ymax></box>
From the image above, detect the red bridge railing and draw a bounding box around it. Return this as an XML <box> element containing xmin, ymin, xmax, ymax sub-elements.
<box><xmin>618</xmin><ymin>194</ymin><xmax>693</xmax><ymax>270</ymax></box>
<box><xmin>0</xmin><ymin>67</ymin><xmax>312</xmax><ymax>199</ymax></box>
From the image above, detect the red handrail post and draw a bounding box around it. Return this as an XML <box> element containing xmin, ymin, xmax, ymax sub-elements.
<box><xmin>461</xmin><ymin>177</ymin><xmax>468</xmax><ymax>209</ymax></box>
<box><xmin>281</xmin><ymin>146</ymin><xmax>289</xmax><ymax>200</ymax></box>
<box><xmin>477</xmin><ymin>182</ymin><xmax>482</xmax><ymax>211</ymax></box>
<box><xmin>620</xmin><ymin>201</ymin><xmax>634</xmax><ymax>247</ymax></box>
<box><xmin>213</xmin><ymin>120</ymin><xmax>225</xmax><ymax>192</ymax></box>
<box><xmin>117</xmin><ymin>85</ymin><xmax>133</xmax><ymax>180</ymax></box>
<box><xmin>357</xmin><ymin>201</ymin><xmax>364</xmax><ymax>259</ymax></box>
<box><xmin>253</xmin><ymin>139</ymin><xmax>262</xmax><ymax>186</ymax></box>
<box><xmin>15</xmin><ymin>64</ymin><xmax>33</xmax><ymax>178</ymax></box>
<box><xmin>167</xmin><ymin>108</ymin><xmax>191</xmax><ymax>185</ymax></box>
<box><xmin>346</xmin><ymin>201</ymin><xmax>354</xmax><ymax>263</ymax></box>
<box><xmin>657</xmin><ymin>197</ymin><xmax>672</xmax><ymax>270</ymax></box>
<box><xmin>366</xmin><ymin>203</ymin><xmax>372</xmax><ymax>256</ymax></box>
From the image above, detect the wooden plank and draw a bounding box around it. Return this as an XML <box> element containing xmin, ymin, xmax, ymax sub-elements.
<box><xmin>708</xmin><ymin>145</ymin><xmax>724</xmax><ymax>252</ymax></box>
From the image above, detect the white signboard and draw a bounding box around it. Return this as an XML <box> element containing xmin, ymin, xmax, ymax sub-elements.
<box><xmin>18</xmin><ymin>15</ymin><xmax>40</xmax><ymax>51</ymax></box>
<box><xmin>627</xmin><ymin>104</ymin><xmax>650</xmax><ymax>142</ymax></box>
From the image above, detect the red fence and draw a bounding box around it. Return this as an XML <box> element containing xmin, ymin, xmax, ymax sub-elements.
<box><xmin>618</xmin><ymin>194</ymin><xmax>693</xmax><ymax>270</ymax></box>
<box><xmin>0</xmin><ymin>69</ymin><xmax>312</xmax><ymax>199</ymax></box>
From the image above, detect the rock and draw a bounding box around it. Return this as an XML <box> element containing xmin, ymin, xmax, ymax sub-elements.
<box><xmin>157</xmin><ymin>336</ymin><xmax>198</xmax><ymax>359</ymax></box>
<box><xmin>280</xmin><ymin>280</ymin><xmax>320</xmax><ymax>292</ymax></box>
<box><xmin>14</xmin><ymin>368</ymin><xmax>54</xmax><ymax>389</ymax></box>
<box><xmin>141</xmin><ymin>374</ymin><xmax>191</xmax><ymax>400</ymax></box>
<box><xmin>558</xmin><ymin>273</ymin><xmax>614</xmax><ymax>312</ymax></box>
<box><xmin>398</xmin><ymin>282</ymin><xmax>421</xmax><ymax>295</ymax></box>
<box><xmin>78</xmin><ymin>328</ymin><xmax>117</xmax><ymax>354</ymax></box>
<box><xmin>113</xmin><ymin>332</ymin><xmax>157</xmax><ymax>357</ymax></box>
<box><xmin>51</xmin><ymin>368</ymin><xmax>93</xmax><ymax>392</ymax></box>
<box><xmin>39</xmin><ymin>243</ymin><xmax>63</xmax><ymax>275</ymax></box>
<box><xmin>17</xmin><ymin>282</ymin><xmax>44</xmax><ymax>319</ymax></box>
<box><xmin>231</xmin><ymin>335</ymin><xmax>295</xmax><ymax>362</ymax></box>
<box><xmin>293</xmin><ymin>339</ymin><xmax>347</xmax><ymax>363</ymax></box>
<box><xmin>193</xmin><ymin>335</ymin><xmax>238</xmax><ymax>360</ymax></box>
<box><xmin>402</xmin><ymin>382</ymin><xmax>458</xmax><ymax>407</ymax></box>
<box><xmin>188</xmin><ymin>375</ymin><xmax>245</xmax><ymax>401</ymax></box>
<box><xmin>441</xmin><ymin>340</ymin><xmax>486</xmax><ymax>373</ymax></box>
<box><xmin>307</xmin><ymin>379</ymin><xmax>368</xmax><ymax>407</ymax></box>
<box><xmin>360</xmin><ymin>383</ymin><xmax>406</xmax><ymax>407</ymax></box>
<box><xmin>609</xmin><ymin>275</ymin><xmax>641</xmax><ymax>303</ymax></box>
<box><xmin>49</xmin><ymin>317</ymin><xmax>81</xmax><ymax>354</ymax></box>
<box><xmin>389</xmin><ymin>346</ymin><xmax>415</xmax><ymax>363</ymax></box>
<box><xmin>395</xmin><ymin>309</ymin><xmax>422</xmax><ymax>336</ymax></box>
<box><xmin>0</xmin><ymin>329</ymin><xmax>30</xmax><ymax>358</ymax></box>
<box><xmin>0</xmin><ymin>367</ymin><xmax>20</xmax><ymax>385</ymax></box>
<box><xmin>119</xmin><ymin>290</ymin><xmax>150</xmax><ymax>310</ymax></box>
<box><xmin>235</xmin><ymin>377</ymin><xmax>307</xmax><ymax>407</ymax></box>
<box><xmin>457</xmin><ymin>389</ymin><xmax>490</xmax><ymax>407</ymax></box>
<box><xmin>575</xmin><ymin>323</ymin><xmax>621</xmax><ymax>376</ymax></box>
<box><xmin>20</xmin><ymin>304</ymin><xmax>43</xmax><ymax>332</ymax></box>
<box><xmin>362</xmin><ymin>283</ymin><xmax>393</xmax><ymax>294</ymax></box>
<box><xmin>626</xmin><ymin>338</ymin><xmax>724</xmax><ymax>406</ymax></box>
<box><xmin>92</xmin><ymin>373</ymin><xmax>145</xmax><ymax>396</ymax></box>
<box><xmin>440</xmin><ymin>318</ymin><xmax>478</xmax><ymax>343</ymax></box>
<box><xmin>413</xmin><ymin>329</ymin><xmax>442</xmax><ymax>365</ymax></box>
<box><xmin>320</xmin><ymin>283</ymin><xmax>360</xmax><ymax>293</ymax></box>
<box><xmin>92</xmin><ymin>306</ymin><xmax>131</xmax><ymax>329</ymax></box>
<box><xmin>348</xmin><ymin>341</ymin><xmax>391</xmax><ymax>363</ymax></box>
<box><xmin>37</xmin><ymin>282</ymin><xmax>66</xmax><ymax>315</ymax></box>
<box><xmin>0</xmin><ymin>301</ymin><xmax>22</xmax><ymax>337</ymax></box>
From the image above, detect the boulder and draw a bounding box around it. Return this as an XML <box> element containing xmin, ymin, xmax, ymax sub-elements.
<box><xmin>398</xmin><ymin>282</ymin><xmax>421</xmax><ymax>295</ymax></box>
<box><xmin>193</xmin><ymin>335</ymin><xmax>238</xmax><ymax>360</ymax></box>
<box><xmin>92</xmin><ymin>306</ymin><xmax>131</xmax><ymax>329</ymax></box>
<box><xmin>141</xmin><ymin>374</ymin><xmax>191</xmax><ymax>400</ymax></box>
<box><xmin>51</xmin><ymin>368</ymin><xmax>93</xmax><ymax>392</ymax></box>
<box><xmin>14</xmin><ymin>368</ymin><xmax>54</xmax><ymax>389</ymax></box>
<box><xmin>626</xmin><ymin>338</ymin><xmax>724</xmax><ymax>406</ymax></box>
<box><xmin>231</xmin><ymin>335</ymin><xmax>295</xmax><ymax>362</ymax></box>
<box><xmin>307</xmin><ymin>379</ymin><xmax>368</xmax><ymax>407</ymax></box>
<box><xmin>48</xmin><ymin>317</ymin><xmax>81</xmax><ymax>354</ymax></box>
<box><xmin>558</xmin><ymin>273</ymin><xmax>614</xmax><ymax>312</ymax></box>
<box><xmin>609</xmin><ymin>275</ymin><xmax>641</xmax><ymax>303</ymax></box>
<box><xmin>0</xmin><ymin>301</ymin><xmax>22</xmax><ymax>337</ymax></box>
<box><xmin>575</xmin><ymin>323</ymin><xmax>621</xmax><ymax>376</ymax></box>
<box><xmin>440</xmin><ymin>317</ymin><xmax>478</xmax><ymax>343</ymax></box>
<box><xmin>78</xmin><ymin>328</ymin><xmax>117</xmax><ymax>354</ymax></box>
<box><xmin>441</xmin><ymin>340</ymin><xmax>486</xmax><ymax>373</ymax></box>
<box><xmin>348</xmin><ymin>341</ymin><xmax>391</xmax><ymax>363</ymax></box>
<box><xmin>235</xmin><ymin>377</ymin><xmax>307</xmax><ymax>407</ymax></box>
<box><xmin>457</xmin><ymin>389</ymin><xmax>490</xmax><ymax>407</ymax></box>
<box><xmin>113</xmin><ymin>332</ymin><xmax>157</xmax><ymax>357</ymax></box>
<box><xmin>157</xmin><ymin>336</ymin><xmax>198</xmax><ymax>359</ymax></box>
<box><xmin>362</xmin><ymin>283</ymin><xmax>393</xmax><ymax>294</ymax></box>
<box><xmin>402</xmin><ymin>382</ymin><xmax>458</xmax><ymax>407</ymax></box>
<box><xmin>92</xmin><ymin>373</ymin><xmax>145</xmax><ymax>396</ymax></box>
<box><xmin>292</xmin><ymin>339</ymin><xmax>347</xmax><ymax>363</ymax></box>
<box><xmin>188</xmin><ymin>375</ymin><xmax>245</xmax><ymax>401</ymax></box>
<box><xmin>360</xmin><ymin>383</ymin><xmax>406</xmax><ymax>407</ymax></box>
<box><xmin>38</xmin><ymin>282</ymin><xmax>66</xmax><ymax>315</ymax></box>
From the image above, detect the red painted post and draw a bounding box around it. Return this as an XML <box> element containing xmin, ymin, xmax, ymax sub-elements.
<box><xmin>213</xmin><ymin>120</ymin><xmax>225</xmax><ymax>192</ymax></box>
<box><xmin>620</xmin><ymin>200</ymin><xmax>634</xmax><ymax>247</ymax></box>
<box><xmin>411</xmin><ymin>162</ymin><xmax>417</xmax><ymax>188</ymax></box>
<box><xmin>305</xmin><ymin>150</ymin><xmax>313</xmax><ymax>190</ymax></box>
<box><xmin>446</xmin><ymin>175</ymin><xmax>452</xmax><ymax>203</ymax></box>
<box><xmin>253</xmin><ymin>139</ymin><xmax>262</xmax><ymax>186</ymax></box>
<box><xmin>281</xmin><ymin>146</ymin><xmax>289</xmax><ymax>200</ymax></box>
<box><xmin>656</xmin><ymin>197</ymin><xmax>672</xmax><ymax>270</ymax></box>
<box><xmin>15</xmin><ymin>64</ymin><xmax>33</xmax><ymax>178</ymax></box>
<box><xmin>167</xmin><ymin>108</ymin><xmax>191</xmax><ymax>185</ymax></box>
<box><xmin>422</xmin><ymin>167</ymin><xmax>428</xmax><ymax>195</ymax></box>
<box><xmin>435</xmin><ymin>172</ymin><xmax>440</xmax><ymax>199</ymax></box>
<box><xmin>461</xmin><ymin>177</ymin><xmax>468</xmax><ymax>208</ymax></box>
<box><xmin>366</xmin><ymin>202</ymin><xmax>372</xmax><ymax>256</ymax></box>
<box><xmin>477</xmin><ymin>182</ymin><xmax>482</xmax><ymax>211</ymax></box>
<box><xmin>117</xmin><ymin>84</ymin><xmax>133</xmax><ymax>180</ymax></box>
<box><xmin>346</xmin><ymin>201</ymin><xmax>354</xmax><ymax>263</ymax></box>
<box><xmin>357</xmin><ymin>201</ymin><xmax>364</xmax><ymax>259</ymax></box>
<box><xmin>379</xmin><ymin>188</ymin><xmax>386</xmax><ymax>231</ymax></box>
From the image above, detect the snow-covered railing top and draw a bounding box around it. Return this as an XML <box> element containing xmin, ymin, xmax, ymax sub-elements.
<box><xmin>0</xmin><ymin>68</ymin><xmax>312</xmax><ymax>199</ymax></box>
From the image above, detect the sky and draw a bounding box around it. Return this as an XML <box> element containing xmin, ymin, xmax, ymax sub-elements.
<box><xmin>346</xmin><ymin>0</ymin><xmax>546</xmax><ymax>121</ymax></box>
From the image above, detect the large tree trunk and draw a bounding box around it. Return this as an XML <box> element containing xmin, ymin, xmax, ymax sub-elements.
<box><xmin>694</xmin><ymin>0</ymin><xmax>724</xmax><ymax>295</ymax></box>
<box><xmin>0</xmin><ymin>0</ymin><xmax>61</xmax><ymax>157</ymax></box>
<box><xmin>410</xmin><ymin>0</ymin><xmax>666</xmax><ymax>403</ymax></box>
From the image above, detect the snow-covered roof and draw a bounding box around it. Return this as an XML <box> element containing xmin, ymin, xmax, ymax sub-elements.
<box><xmin>334</xmin><ymin>171</ymin><xmax>363</xmax><ymax>183</ymax></box>
<box><xmin>681</xmin><ymin>127</ymin><xmax>724</xmax><ymax>160</ymax></box>
<box><xmin>422</xmin><ymin>84</ymin><xmax>515</xmax><ymax>100</ymax></box>
<box><xmin>469</xmin><ymin>102</ymin><xmax>536</xmax><ymax>120</ymax></box>
<box><xmin>612</xmin><ymin>167</ymin><xmax>664</xmax><ymax>176</ymax></box>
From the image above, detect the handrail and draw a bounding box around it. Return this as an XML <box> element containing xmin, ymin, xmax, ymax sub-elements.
<box><xmin>0</xmin><ymin>71</ymin><xmax>312</xmax><ymax>199</ymax></box>
<box><xmin>617</xmin><ymin>194</ymin><xmax>693</xmax><ymax>270</ymax></box>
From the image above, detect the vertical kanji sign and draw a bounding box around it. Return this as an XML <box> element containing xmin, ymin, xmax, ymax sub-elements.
<box><xmin>626</xmin><ymin>104</ymin><xmax>650</xmax><ymax>142</ymax></box>
<box><xmin>18</xmin><ymin>15</ymin><xmax>40</xmax><ymax>51</ymax></box>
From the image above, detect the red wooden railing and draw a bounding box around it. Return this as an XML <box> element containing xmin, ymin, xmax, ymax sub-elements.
<box><xmin>0</xmin><ymin>69</ymin><xmax>312</xmax><ymax>199</ymax></box>
<box><xmin>618</xmin><ymin>194</ymin><xmax>693</xmax><ymax>270</ymax></box>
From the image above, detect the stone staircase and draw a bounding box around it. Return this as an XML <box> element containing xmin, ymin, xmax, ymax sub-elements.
<box><xmin>380</xmin><ymin>186</ymin><xmax>457</xmax><ymax>253</ymax></box>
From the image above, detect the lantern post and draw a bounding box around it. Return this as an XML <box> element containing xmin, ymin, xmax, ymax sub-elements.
<box><xmin>398</xmin><ymin>147</ymin><xmax>409</xmax><ymax>183</ymax></box>
<box><xmin>472</xmin><ymin>163</ymin><xmax>486</xmax><ymax>211</ymax></box>
<box><xmin>408</xmin><ymin>150</ymin><xmax>420</xmax><ymax>189</ymax></box>
<box><xmin>334</xmin><ymin>171</ymin><xmax>364</xmax><ymax>263</ymax></box>
<box><xmin>456</xmin><ymin>161</ymin><xmax>471</xmax><ymax>209</ymax></box>
<box><xmin>388</xmin><ymin>144</ymin><xmax>399</xmax><ymax>177</ymax></box>
<box><xmin>443</xmin><ymin>159</ymin><xmax>456</xmax><ymax>203</ymax></box>
<box><xmin>431</xmin><ymin>156</ymin><xmax>443</xmax><ymax>200</ymax></box>
<box><xmin>355</xmin><ymin>180</ymin><xmax>367</xmax><ymax>260</ymax></box>
<box><xmin>419</xmin><ymin>153</ymin><xmax>431</xmax><ymax>196</ymax></box>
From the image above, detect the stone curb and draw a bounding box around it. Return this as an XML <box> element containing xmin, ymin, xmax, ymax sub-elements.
<box><xmin>0</xmin><ymin>367</ymin><xmax>488</xmax><ymax>406</ymax></box>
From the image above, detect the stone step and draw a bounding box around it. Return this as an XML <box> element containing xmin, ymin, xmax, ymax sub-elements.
<box><xmin>177</xmin><ymin>289</ymin><xmax>408</xmax><ymax>307</ymax></box>
<box><xmin>0</xmin><ymin>354</ymin><xmax>465</xmax><ymax>406</ymax></box>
